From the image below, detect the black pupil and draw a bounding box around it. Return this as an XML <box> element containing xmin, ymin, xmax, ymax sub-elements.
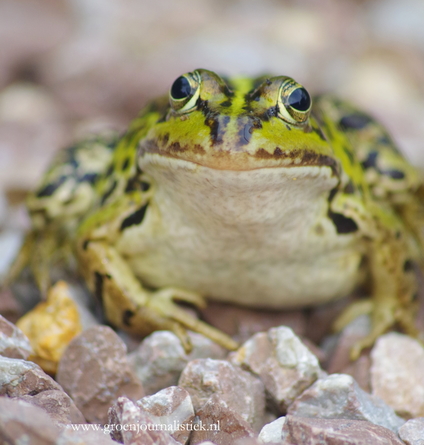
<box><xmin>171</xmin><ymin>76</ymin><xmax>192</xmax><ymax>100</ymax></box>
<box><xmin>288</xmin><ymin>87</ymin><xmax>311</xmax><ymax>112</ymax></box>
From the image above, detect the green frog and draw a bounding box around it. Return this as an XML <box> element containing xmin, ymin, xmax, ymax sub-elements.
<box><xmin>8</xmin><ymin>69</ymin><xmax>424</xmax><ymax>358</ymax></box>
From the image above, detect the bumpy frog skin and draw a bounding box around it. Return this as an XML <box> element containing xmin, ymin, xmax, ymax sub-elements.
<box><xmin>8</xmin><ymin>69</ymin><xmax>424</xmax><ymax>357</ymax></box>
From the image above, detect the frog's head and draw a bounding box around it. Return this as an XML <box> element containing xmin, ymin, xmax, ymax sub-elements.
<box><xmin>138</xmin><ymin>69</ymin><xmax>338</xmax><ymax>174</ymax></box>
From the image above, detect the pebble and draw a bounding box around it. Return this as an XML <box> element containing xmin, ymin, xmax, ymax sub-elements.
<box><xmin>16</xmin><ymin>280</ymin><xmax>83</xmax><ymax>374</ymax></box>
<box><xmin>128</xmin><ymin>330</ymin><xmax>226</xmax><ymax>396</ymax></box>
<box><xmin>287</xmin><ymin>373</ymin><xmax>404</xmax><ymax>433</ymax></box>
<box><xmin>0</xmin><ymin>396</ymin><xmax>114</xmax><ymax>444</ymax></box>
<box><xmin>190</xmin><ymin>394</ymin><xmax>255</xmax><ymax>445</ymax></box>
<box><xmin>398</xmin><ymin>418</ymin><xmax>424</xmax><ymax>445</ymax></box>
<box><xmin>370</xmin><ymin>332</ymin><xmax>424</xmax><ymax>418</ymax></box>
<box><xmin>137</xmin><ymin>386</ymin><xmax>194</xmax><ymax>444</ymax></box>
<box><xmin>0</xmin><ymin>313</ymin><xmax>32</xmax><ymax>359</ymax></box>
<box><xmin>178</xmin><ymin>358</ymin><xmax>265</xmax><ymax>431</ymax></box>
<box><xmin>0</xmin><ymin>397</ymin><xmax>61</xmax><ymax>444</ymax></box>
<box><xmin>231</xmin><ymin>326</ymin><xmax>321</xmax><ymax>413</ymax></box>
<box><xmin>108</xmin><ymin>396</ymin><xmax>180</xmax><ymax>445</ymax></box>
<box><xmin>56</xmin><ymin>325</ymin><xmax>144</xmax><ymax>424</ymax></box>
<box><xmin>0</xmin><ymin>356</ymin><xmax>85</xmax><ymax>424</ymax></box>
<box><xmin>258</xmin><ymin>416</ymin><xmax>286</xmax><ymax>444</ymax></box>
<box><xmin>280</xmin><ymin>415</ymin><xmax>405</xmax><ymax>445</ymax></box>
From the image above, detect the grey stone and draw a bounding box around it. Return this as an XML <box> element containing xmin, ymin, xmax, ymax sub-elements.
<box><xmin>398</xmin><ymin>418</ymin><xmax>424</xmax><ymax>445</ymax></box>
<box><xmin>258</xmin><ymin>416</ymin><xmax>286</xmax><ymax>443</ymax></box>
<box><xmin>288</xmin><ymin>373</ymin><xmax>404</xmax><ymax>432</ymax></box>
<box><xmin>137</xmin><ymin>386</ymin><xmax>194</xmax><ymax>444</ymax></box>
<box><xmin>0</xmin><ymin>313</ymin><xmax>32</xmax><ymax>359</ymax></box>
<box><xmin>128</xmin><ymin>330</ymin><xmax>226</xmax><ymax>396</ymax></box>
<box><xmin>231</xmin><ymin>326</ymin><xmax>321</xmax><ymax>412</ymax></box>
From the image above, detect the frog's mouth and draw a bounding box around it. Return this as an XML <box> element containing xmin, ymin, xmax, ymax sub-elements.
<box><xmin>139</xmin><ymin>138</ymin><xmax>340</xmax><ymax>177</ymax></box>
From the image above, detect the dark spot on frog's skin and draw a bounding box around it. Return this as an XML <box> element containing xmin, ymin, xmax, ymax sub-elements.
<box><xmin>378</xmin><ymin>135</ymin><xmax>391</xmax><ymax>145</ymax></box>
<box><xmin>344</xmin><ymin>181</ymin><xmax>356</xmax><ymax>194</ymax></box>
<box><xmin>105</xmin><ymin>164</ymin><xmax>114</xmax><ymax>177</ymax></box>
<box><xmin>122</xmin><ymin>158</ymin><xmax>130</xmax><ymax>171</ymax></box>
<box><xmin>94</xmin><ymin>272</ymin><xmax>104</xmax><ymax>308</ymax></box>
<box><xmin>36</xmin><ymin>175</ymin><xmax>67</xmax><ymax>198</ymax></box>
<box><xmin>329</xmin><ymin>211</ymin><xmax>358</xmax><ymax>234</ymax></box>
<box><xmin>169</xmin><ymin>142</ymin><xmax>186</xmax><ymax>153</ymax></box>
<box><xmin>101</xmin><ymin>179</ymin><xmax>117</xmax><ymax>204</ymax></box>
<box><xmin>254</xmin><ymin>148</ymin><xmax>339</xmax><ymax>174</ymax></box>
<box><xmin>220</xmin><ymin>100</ymin><xmax>232</xmax><ymax>107</ymax></box>
<box><xmin>80</xmin><ymin>172</ymin><xmax>98</xmax><ymax>184</ymax></box>
<box><xmin>122</xmin><ymin>309</ymin><xmax>135</xmax><ymax>327</ymax></box>
<box><xmin>343</xmin><ymin>145</ymin><xmax>355</xmax><ymax>164</ymax></box>
<box><xmin>381</xmin><ymin>169</ymin><xmax>405</xmax><ymax>180</ymax></box>
<box><xmin>193</xmin><ymin>144</ymin><xmax>206</xmax><ymax>155</ymax></box>
<box><xmin>285</xmin><ymin>124</ymin><xmax>292</xmax><ymax>131</ymax></box>
<box><xmin>361</xmin><ymin>151</ymin><xmax>378</xmax><ymax>170</ymax></box>
<box><xmin>238</xmin><ymin>117</ymin><xmax>262</xmax><ymax>145</ymax></box>
<box><xmin>120</xmin><ymin>204</ymin><xmax>148</xmax><ymax>231</ymax></box>
<box><xmin>205</xmin><ymin>114</ymin><xmax>230</xmax><ymax>145</ymax></box>
<box><xmin>312</xmin><ymin>125</ymin><xmax>327</xmax><ymax>141</ymax></box>
<box><xmin>125</xmin><ymin>176</ymin><xmax>150</xmax><ymax>193</ymax></box>
<box><xmin>339</xmin><ymin>113</ymin><xmax>372</xmax><ymax>130</ymax></box>
<box><xmin>404</xmin><ymin>260</ymin><xmax>414</xmax><ymax>272</ymax></box>
<box><xmin>261</xmin><ymin>106</ymin><xmax>278</xmax><ymax>121</ymax></box>
<box><xmin>161</xmin><ymin>133</ymin><xmax>169</xmax><ymax>145</ymax></box>
<box><xmin>328</xmin><ymin>187</ymin><xmax>338</xmax><ymax>202</ymax></box>
<box><xmin>82</xmin><ymin>240</ymin><xmax>90</xmax><ymax>251</ymax></box>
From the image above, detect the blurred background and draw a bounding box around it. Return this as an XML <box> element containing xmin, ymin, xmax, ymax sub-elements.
<box><xmin>1</xmin><ymin>0</ymin><xmax>424</xmax><ymax>275</ymax></box>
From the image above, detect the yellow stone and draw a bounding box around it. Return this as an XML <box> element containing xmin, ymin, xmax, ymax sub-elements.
<box><xmin>16</xmin><ymin>280</ymin><xmax>82</xmax><ymax>374</ymax></box>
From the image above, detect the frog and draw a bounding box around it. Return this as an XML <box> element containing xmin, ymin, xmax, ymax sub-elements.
<box><xmin>6</xmin><ymin>68</ymin><xmax>424</xmax><ymax>359</ymax></box>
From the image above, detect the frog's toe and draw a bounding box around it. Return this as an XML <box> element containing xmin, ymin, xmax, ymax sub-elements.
<box><xmin>333</xmin><ymin>300</ymin><xmax>373</xmax><ymax>333</ymax></box>
<box><xmin>148</xmin><ymin>289</ymin><xmax>238</xmax><ymax>351</ymax></box>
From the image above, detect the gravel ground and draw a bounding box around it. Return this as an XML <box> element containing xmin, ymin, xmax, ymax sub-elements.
<box><xmin>1</xmin><ymin>1</ymin><xmax>424</xmax><ymax>444</ymax></box>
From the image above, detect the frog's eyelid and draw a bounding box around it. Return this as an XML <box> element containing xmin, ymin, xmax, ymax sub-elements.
<box><xmin>277</xmin><ymin>79</ymin><xmax>312</xmax><ymax>125</ymax></box>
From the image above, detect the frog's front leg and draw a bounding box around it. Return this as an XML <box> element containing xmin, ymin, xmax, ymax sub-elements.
<box><xmin>76</xmin><ymin>194</ymin><xmax>238</xmax><ymax>352</ymax></box>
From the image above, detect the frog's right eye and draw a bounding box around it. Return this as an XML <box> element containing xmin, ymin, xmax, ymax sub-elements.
<box><xmin>169</xmin><ymin>71</ymin><xmax>201</xmax><ymax>113</ymax></box>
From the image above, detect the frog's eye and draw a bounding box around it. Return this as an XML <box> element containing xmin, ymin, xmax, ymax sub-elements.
<box><xmin>169</xmin><ymin>71</ymin><xmax>201</xmax><ymax>113</ymax></box>
<box><xmin>277</xmin><ymin>79</ymin><xmax>312</xmax><ymax>125</ymax></box>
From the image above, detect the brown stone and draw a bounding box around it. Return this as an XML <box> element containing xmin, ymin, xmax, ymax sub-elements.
<box><xmin>280</xmin><ymin>415</ymin><xmax>405</xmax><ymax>445</ymax></box>
<box><xmin>56</xmin><ymin>325</ymin><xmax>144</xmax><ymax>424</ymax></box>
<box><xmin>0</xmin><ymin>313</ymin><xmax>32</xmax><ymax>359</ymax></box>
<box><xmin>20</xmin><ymin>389</ymin><xmax>85</xmax><ymax>425</ymax></box>
<box><xmin>231</xmin><ymin>326</ymin><xmax>321</xmax><ymax>413</ymax></box>
<box><xmin>326</xmin><ymin>315</ymin><xmax>371</xmax><ymax>380</ymax></box>
<box><xmin>0</xmin><ymin>397</ymin><xmax>61</xmax><ymax>444</ymax></box>
<box><xmin>108</xmin><ymin>396</ymin><xmax>180</xmax><ymax>445</ymax></box>
<box><xmin>190</xmin><ymin>394</ymin><xmax>255</xmax><ymax>445</ymax></box>
<box><xmin>179</xmin><ymin>358</ymin><xmax>265</xmax><ymax>430</ymax></box>
<box><xmin>137</xmin><ymin>386</ymin><xmax>194</xmax><ymax>444</ymax></box>
<box><xmin>398</xmin><ymin>418</ymin><xmax>424</xmax><ymax>445</ymax></box>
<box><xmin>370</xmin><ymin>332</ymin><xmax>424</xmax><ymax>418</ymax></box>
<box><xmin>288</xmin><ymin>373</ymin><xmax>404</xmax><ymax>432</ymax></box>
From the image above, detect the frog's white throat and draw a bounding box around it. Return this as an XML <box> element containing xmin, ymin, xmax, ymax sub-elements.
<box><xmin>139</xmin><ymin>153</ymin><xmax>339</xmax><ymax>229</ymax></box>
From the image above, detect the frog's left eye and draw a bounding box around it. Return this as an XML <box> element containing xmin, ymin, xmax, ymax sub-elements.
<box><xmin>169</xmin><ymin>71</ymin><xmax>201</xmax><ymax>113</ymax></box>
<box><xmin>277</xmin><ymin>79</ymin><xmax>312</xmax><ymax>125</ymax></box>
